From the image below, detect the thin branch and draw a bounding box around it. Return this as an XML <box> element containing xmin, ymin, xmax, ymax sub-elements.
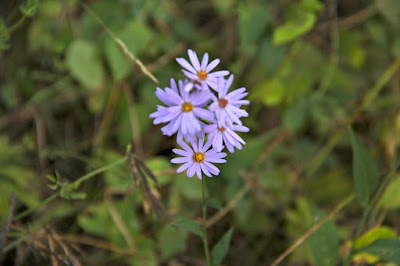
<box><xmin>80</xmin><ymin>2</ymin><xmax>158</xmax><ymax>83</ymax></box>
<box><xmin>271</xmin><ymin>194</ymin><xmax>355</xmax><ymax>266</ymax></box>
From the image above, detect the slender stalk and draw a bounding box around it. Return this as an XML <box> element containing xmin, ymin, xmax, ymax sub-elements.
<box><xmin>343</xmin><ymin>157</ymin><xmax>400</xmax><ymax>266</ymax></box>
<box><xmin>201</xmin><ymin>178</ymin><xmax>211</xmax><ymax>266</ymax></box>
<box><xmin>271</xmin><ymin>193</ymin><xmax>355</xmax><ymax>266</ymax></box>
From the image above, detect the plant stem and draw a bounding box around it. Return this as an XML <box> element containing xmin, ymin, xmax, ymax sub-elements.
<box><xmin>343</xmin><ymin>157</ymin><xmax>400</xmax><ymax>266</ymax></box>
<box><xmin>201</xmin><ymin>178</ymin><xmax>211</xmax><ymax>266</ymax></box>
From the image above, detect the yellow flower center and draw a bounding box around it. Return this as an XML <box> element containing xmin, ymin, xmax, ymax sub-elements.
<box><xmin>218</xmin><ymin>98</ymin><xmax>228</xmax><ymax>108</ymax></box>
<box><xmin>197</xmin><ymin>69</ymin><xmax>208</xmax><ymax>81</ymax></box>
<box><xmin>182</xmin><ymin>102</ymin><xmax>194</xmax><ymax>112</ymax></box>
<box><xmin>193</xmin><ymin>152</ymin><xmax>205</xmax><ymax>163</ymax></box>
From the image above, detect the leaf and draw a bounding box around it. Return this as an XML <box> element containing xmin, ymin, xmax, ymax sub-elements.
<box><xmin>172</xmin><ymin>218</ymin><xmax>202</xmax><ymax>237</ymax></box>
<box><xmin>381</xmin><ymin>175</ymin><xmax>400</xmax><ymax>209</ymax></box>
<box><xmin>206</xmin><ymin>198</ymin><xmax>222</xmax><ymax>211</ymax></box>
<box><xmin>358</xmin><ymin>238</ymin><xmax>400</xmax><ymax>264</ymax></box>
<box><xmin>349</xmin><ymin>128</ymin><xmax>379</xmax><ymax>207</ymax></box>
<box><xmin>158</xmin><ymin>224</ymin><xmax>188</xmax><ymax>260</ymax></box>
<box><xmin>238</xmin><ymin>2</ymin><xmax>271</xmax><ymax>46</ymax></box>
<box><xmin>104</xmin><ymin>36</ymin><xmax>130</xmax><ymax>82</ymax></box>
<box><xmin>282</xmin><ymin>98</ymin><xmax>308</xmax><ymax>131</ymax></box>
<box><xmin>211</xmin><ymin>227</ymin><xmax>234</xmax><ymax>265</ymax></box>
<box><xmin>273</xmin><ymin>12</ymin><xmax>316</xmax><ymax>45</ymax></box>
<box><xmin>65</xmin><ymin>39</ymin><xmax>104</xmax><ymax>89</ymax></box>
<box><xmin>20</xmin><ymin>0</ymin><xmax>38</xmax><ymax>17</ymax></box>
<box><xmin>253</xmin><ymin>79</ymin><xmax>285</xmax><ymax>106</ymax></box>
<box><xmin>308</xmin><ymin>209</ymin><xmax>339</xmax><ymax>266</ymax></box>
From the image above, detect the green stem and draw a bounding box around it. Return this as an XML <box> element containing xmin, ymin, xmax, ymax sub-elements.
<box><xmin>201</xmin><ymin>178</ymin><xmax>211</xmax><ymax>266</ymax></box>
<box><xmin>8</xmin><ymin>16</ymin><xmax>27</xmax><ymax>34</ymax></box>
<box><xmin>71</xmin><ymin>157</ymin><xmax>127</xmax><ymax>189</ymax></box>
<box><xmin>13</xmin><ymin>192</ymin><xmax>59</xmax><ymax>221</ymax></box>
<box><xmin>13</xmin><ymin>157</ymin><xmax>127</xmax><ymax>222</ymax></box>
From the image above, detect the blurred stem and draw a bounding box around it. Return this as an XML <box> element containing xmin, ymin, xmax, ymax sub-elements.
<box><xmin>72</xmin><ymin>157</ymin><xmax>128</xmax><ymax>189</ymax></box>
<box><xmin>307</xmin><ymin>55</ymin><xmax>400</xmax><ymax>177</ymax></box>
<box><xmin>271</xmin><ymin>193</ymin><xmax>355</xmax><ymax>266</ymax></box>
<box><xmin>8</xmin><ymin>15</ymin><xmax>26</xmax><ymax>34</ymax></box>
<box><xmin>344</xmin><ymin>157</ymin><xmax>400</xmax><ymax>266</ymax></box>
<box><xmin>13</xmin><ymin>157</ymin><xmax>128</xmax><ymax>222</ymax></box>
<box><xmin>201</xmin><ymin>178</ymin><xmax>211</xmax><ymax>266</ymax></box>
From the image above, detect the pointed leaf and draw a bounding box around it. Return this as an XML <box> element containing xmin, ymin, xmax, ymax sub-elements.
<box><xmin>349</xmin><ymin>128</ymin><xmax>379</xmax><ymax>207</ymax></box>
<box><xmin>206</xmin><ymin>198</ymin><xmax>222</xmax><ymax>211</ymax></box>
<box><xmin>358</xmin><ymin>238</ymin><xmax>400</xmax><ymax>264</ymax></box>
<box><xmin>211</xmin><ymin>227</ymin><xmax>234</xmax><ymax>265</ymax></box>
<box><xmin>172</xmin><ymin>218</ymin><xmax>202</xmax><ymax>237</ymax></box>
<box><xmin>308</xmin><ymin>209</ymin><xmax>339</xmax><ymax>266</ymax></box>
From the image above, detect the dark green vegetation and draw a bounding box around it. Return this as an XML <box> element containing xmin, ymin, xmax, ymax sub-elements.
<box><xmin>1</xmin><ymin>0</ymin><xmax>400</xmax><ymax>265</ymax></box>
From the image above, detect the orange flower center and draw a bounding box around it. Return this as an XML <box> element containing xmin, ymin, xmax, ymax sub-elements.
<box><xmin>217</xmin><ymin>127</ymin><xmax>226</xmax><ymax>132</ymax></box>
<box><xmin>193</xmin><ymin>152</ymin><xmax>205</xmax><ymax>163</ymax></box>
<box><xmin>182</xmin><ymin>102</ymin><xmax>194</xmax><ymax>112</ymax></box>
<box><xmin>218</xmin><ymin>98</ymin><xmax>228</xmax><ymax>108</ymax></box>
<box><xmin>197</xmin><ymin>69</ymin><xmax>208</xmax><ymax>81</ymax></box>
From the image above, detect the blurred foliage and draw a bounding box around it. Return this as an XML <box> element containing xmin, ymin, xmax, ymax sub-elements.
<box><xmin>1</xmin><ymin>0</ymin><xmax>400</xmax><ymax>265</ymax></box>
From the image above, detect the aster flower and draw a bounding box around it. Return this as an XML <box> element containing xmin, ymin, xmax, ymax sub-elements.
<box><xmin>176</xmin><ymin>49</ymin><xmax>229</xmax><ymax>92</ymax></box>
<box><xmin>209</xmin><ymin>75</ymin><xmax>250</xmax><ymax>127</ymax></box>
<box><xmin>204</xmin><ymin>122</ymin><xmax>249</xmax><ymax>153</ymax></box>
<box><xmin>171</xmin><ymin>137</ymin><xmax>227</xmax><ymax>179</ymax></box>
<box><xmin>149</xmin><ymin>79</ymin><xmax>215</xmax><ymax>137</ymax></box>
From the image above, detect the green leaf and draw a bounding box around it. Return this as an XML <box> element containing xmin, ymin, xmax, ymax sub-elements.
<box><xmin>158</xmin><ymin>224</ymin><xmax>188</xmax><ymax>260</ymax></box>
<box><xmin>172</xmin><ymin>218</ymin><xmax>202</xmax><ymax>237</ymax></box>
<box><xmin>238</xmin><ymin>2</ymin><xmax>271</xmax><ymax>46</ymax></box>
<box><xmin>211</xmin><ymin>227</ymin><xmax>234</xmax><ymax>265</ymax></box>
<box><xmin>65</xmin><ymin>39</ymin><xmax>104</xmax><ymax>89</ymax></box>
<box><xmin>273</xmin><ymin>12</ymin><xmax>316</xmax><ymax>45</ymax></box>
<box><xmin>308</xmin><ymin>209</ymin><xmax>339</xmax><ymax>266</ymax></box>
<box><xmin>206</xmin><ymin>198</ymin><xmax>222</xmax><ymax>211</ymax></box>
<box><xmin>355</xmin><ymin>226</ymin><xmax>396</xmax><ymax>248</ymax></box>
<box><xmin>20</xmin><ymin>0</ymin><xmax>38</xmax><ymax>17</ymax></box>
<box><xmin>104</xmin><ymin>37</ymin><xmax>130</xmax><ymax>82</ymax></box>
<box><xmin>349</xmin><ymin>128</ymin><xmax>379</xmax><ymax>207</ymax></box>
<box><xmin>283</xmin><ymin>98</ymin><xmax>308</xmax><ymax>131</ymax></box>
<box><xmin>381</xmin><ymin>175</ymin><xmax>400</xmax><ymax>209</ymax></box>
<box><xmin>358</xmin><ymin>238</ymin><xmax>400</xmax><ymax>264</ymax></box>
<box><xmin>120</xmin><ymin>20</ymin><xmax>153</xmax><ymax>57</ymax></box>
<box><xmin>253</xmin><ymin>79</ymin><xmax>285</xmax><ymax>106</ymax></box>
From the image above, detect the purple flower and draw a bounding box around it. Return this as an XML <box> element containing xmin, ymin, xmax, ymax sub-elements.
<box><xmin>149</xmin><ymin>79</ymin><xmax>215</xmax><ymax>136</ymax></box>
<box><xmin>204</xmin><ymin>122</ymin><xmax>249</xmax><ymax>153</ymax></box>
<box><xmin>176</xmin><ymin>49</ymin><xmax>229</xmax><ymax>92</ymax></box>
<box><xmin>171</xmin><ymin>137</ymin><xmax>227</xmax><ymax>179</ymax></box>
<box><xmin>209</xmin><ymin>75</ymin><xmax>250</xmax><ymax>127</ymax></box>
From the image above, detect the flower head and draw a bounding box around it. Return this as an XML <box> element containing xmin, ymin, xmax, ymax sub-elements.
<box><xmin>171</xmin><ymin>137</ymin><xmax>227</xmax><ymax>179</ymax></box>
<box><xmin>176</xmin><ymin>49</ymin><xmax>229</xmax><ymax>92</ymax></box>
<box><xmin>209</xmin><ymin>75</ymin><xmax>250</xmax><ymax>127</ymax></box>
<box><xmin>149</xmin><ymin>79</ymin><xmax>215</xmax><ymax>137</ymax></box>
<box><xmin>204</xmin><ymin>122</ymin><xmax>249</xmax><ymax>153</ymax></box>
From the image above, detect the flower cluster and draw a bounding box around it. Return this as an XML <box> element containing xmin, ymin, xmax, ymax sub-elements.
<box><xmin>150</xmin><ymin>49</ymin><xmax>249</xmax><ymax>179</ymax></box>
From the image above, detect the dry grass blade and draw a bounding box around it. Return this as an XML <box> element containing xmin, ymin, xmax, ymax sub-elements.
<box><xmin>79</xmin><ymin>2</ymin><xmax>159</xmax><ymax>84</ymax></box>
<box><xmin>128</xmin><ymin>152</ymin><xmax>174</xmax><ymax>222</ymax></box>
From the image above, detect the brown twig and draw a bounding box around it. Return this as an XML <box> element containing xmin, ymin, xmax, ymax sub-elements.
<box><xmin>206</xmin><ymin>182</ymin><xmax>251</xmax><ymax>228</ymax></box>
<box><xmin>80</xmin><ymin>2</ymin><xmax>158</xmax><ymax>83</ymax></box>
<box><xmin>271</xmin><ymin>194</ymin><xmax>355</xmax><ymax>266</ymax></box>
<box><xmin>316</xmin><ymin>6</ymin><xmax>376</xmax><ymax>31</ymax></box>
<box><xmin>105</xmin><ymin>192</ymin><xmax>136</xmax><ymax>249</ymax></box>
